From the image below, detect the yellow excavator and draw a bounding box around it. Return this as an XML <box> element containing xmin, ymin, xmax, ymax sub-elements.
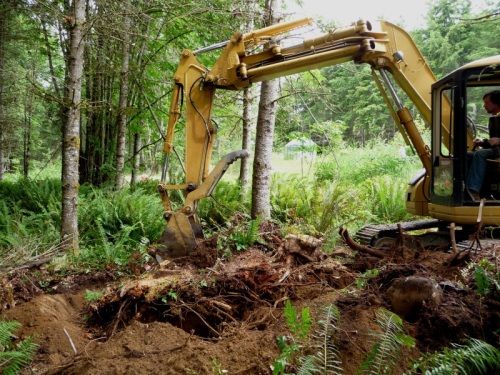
<box><xmin>157</xmin><ymin>18</ymin><xmax>500</xmax><ymax>256</ymax></box>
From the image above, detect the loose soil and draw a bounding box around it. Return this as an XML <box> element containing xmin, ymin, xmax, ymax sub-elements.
<box><xmin>1</xmin><ymin>224</ymin><xmax>499</xmax><ymax>375</ymax></box>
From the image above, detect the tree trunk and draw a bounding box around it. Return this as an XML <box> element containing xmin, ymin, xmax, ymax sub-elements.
<box><xmin>23</xmin><ymin>46</ymin><xmax>38</xmax><ymax>179</ymax></box>
<box><xmin>115</xmin><ymin>0</ymin><xmax>131</xmax><ymax>189</ymax></box>
<box><xmin>131</xmin><ymin>131</ymin><xmax>142</xmax><ymax>186</ymax></box>
<box><xmin>240</xmin><ymin>87</ymin><xmax>253</xmax><ymax>196</ymax></box>
<box><xmin>251</xmin><ymin>80</ymin><xmax>278</xmax><ymax>220</ymax></box>
<box><xmin>61</xmin><ymin>0</ymin><xmax>86</xmax><ymax>254</ymax></box>
<box><xmin>81</xmin><ymin>30</ymin><xmax>109</xmax><ymax>186</ymax></box>
<box><xmin>23</xmin><ymin>91</ymin><xmax>33</xmax><ymax>179</ymax></box>
<box><xmin>250</xmin><ymin>0</ymin><xmax>280</xmax><ymax>220</ymax></box>
<box><xmin>0</xmin><ymin>2</ymin><xmax>10</xmax><ymax>181</ymax></box>
<box><xmin>238</xmin><ymin>0</ymin><xmax>256</xmax><ymax>196</ymax></box>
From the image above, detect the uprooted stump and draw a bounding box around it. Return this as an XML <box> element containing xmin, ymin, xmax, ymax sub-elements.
<box><xmin>85</xmin><ymin>240</ymin><xmax>357</xmax><ymax>340</ymax></box>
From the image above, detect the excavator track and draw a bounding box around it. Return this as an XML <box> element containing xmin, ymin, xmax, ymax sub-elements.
<box><xmin>355</xmin><ymin>219</ymin><xmax>447</xmax><ymax>248</ymax></box>
<box><xmin>356</xmin><ymin>219</ymin><xmax>500</xmax><ymax>252</ymax></box>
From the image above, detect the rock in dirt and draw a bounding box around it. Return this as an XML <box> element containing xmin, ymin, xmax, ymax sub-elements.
<box><xmin>385</xmin><ymin>276</ymin><xmax>442</xmax><ymax>321</ymax></box>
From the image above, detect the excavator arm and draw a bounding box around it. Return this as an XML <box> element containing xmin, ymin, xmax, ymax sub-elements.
<box><xmin>157</xmin><ymin>18</ymin><xmax>459</xmax><ymax>256</ymax></box>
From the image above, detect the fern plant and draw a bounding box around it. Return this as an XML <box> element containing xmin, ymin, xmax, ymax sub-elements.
<box><xmin>0</xmin><ymin>320</ymin><xmax>37</xmax><ymax>375</ymax></box>
<box><xmin>360</xmin><ymin>175</ymin><xmax>411</xmax><ymax>224</ymax></box>
<box><xmin>297</xmin><ymin>304</ymin><xmax>343</xmax><ymax>375</ymax></box>
<box><xmin>356</xmin><ymin>309</ymin><xmax>415</xmax><ymax>375</ymax></box>
<box><xmin>273</xmin><ymin>300</ymin><xmax>312</xmax><ymax>375</ymax></box>
<box><xmin>407</xmin><ymin>337</ymin><xmax>500</xmax><ymax>375</ymax></box>
<box><xmin>218</xmin><ymin>216</ymin><xmax>263</xmax><ymax>253</ymax></box>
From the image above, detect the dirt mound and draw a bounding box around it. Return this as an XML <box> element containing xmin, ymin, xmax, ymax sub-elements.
<box><xmin>1</xmin><ymin>233</ymin><xmax>499</xmax><ymax>374</ymax></box>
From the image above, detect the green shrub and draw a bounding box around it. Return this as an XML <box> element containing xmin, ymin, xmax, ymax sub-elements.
<box><xmin>270</xmin><ymin>174</ymin><xmax>315</xmax><ymax>225</ymax></box>
<box><xmin>314</xmin><ymin>143</ymin><xmax>420</xmax><ymax>185</ymax></box>
<box><xmin>0</xmin><ymin>180</ymin><xmax>61</xmax><ymax>250</ymax></box>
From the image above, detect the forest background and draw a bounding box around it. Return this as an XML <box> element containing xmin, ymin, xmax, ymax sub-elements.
<box><xmin>0</xmin><ymin>0</ymin><xmax>499</xmax><ymax>269</ymax></box>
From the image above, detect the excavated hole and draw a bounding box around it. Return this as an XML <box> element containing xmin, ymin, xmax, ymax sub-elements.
<box><xmin>86</xmin><ymin>295</ymin><xmax>255</xmax><ymax>339</ymax></box>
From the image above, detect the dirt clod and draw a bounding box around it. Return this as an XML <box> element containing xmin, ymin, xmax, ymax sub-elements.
<box><xmin>385</xmin><ymin>276</ymin><xmax>442</xmax><ymax>321</ymax></box>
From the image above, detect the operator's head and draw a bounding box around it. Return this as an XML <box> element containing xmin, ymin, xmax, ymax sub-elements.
<box><xmin>483</xmin><ymin>90</ymin><xmax>500</xmax><ymax>115</ymax></box>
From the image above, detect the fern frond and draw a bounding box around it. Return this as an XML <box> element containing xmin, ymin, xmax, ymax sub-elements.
<box><xmin>356</xmin><ymin>309</ymin><xmax>415</xmax><ymax>375</ymax></box>
<box><xmin>297</xmin><ymin>304</ymin><xmax>343</xmax><ymax>375</ymax></box>
<box><xmin>411</xmin><ymin>337</ymin><xmax>500</xmax><ymax>374</ymax></box>
<box><xmin>246</xmin><ymin>217</ymin><xmax>261</xmax><ymax>244</ymax></box>
<box><xmin>0</xmin><ymin>321</ymin><xmax>21</xmax><ymax>349</ymax></box>
<box><xmin>95</xmin><ymin>218</ymin><xmax>114</xmax><ymax>261</ymax></box>
<box><xmin>0</xmin><ymin>322</ymin><xmax>37</xmax><ymax>375</ymax></box>
<box><xmin>314</xmin><ymin>304</ymin><xmax>342</xmax><ymax>374</ymax></box>
<box><xmin>297</xmin><ymin>355</ymin><xmax>321</xmax><ymax>375</ymax></box>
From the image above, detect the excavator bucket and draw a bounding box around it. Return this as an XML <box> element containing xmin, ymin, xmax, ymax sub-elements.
<box><xmin>156</xmin><ymin>150</ymin><xmax>249</xmax><ymax>259</ymax></box>
<box><xmin>156</xmin><ymin>212</ymin><xmax>202</xmax><ymax>258</ymax></box>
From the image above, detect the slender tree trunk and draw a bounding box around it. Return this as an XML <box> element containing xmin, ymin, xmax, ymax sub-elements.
<box><xmin>61</xmin><ymin>0</ymin><xmax>86</xmax><ymax>254</ymax></box>
<box><xmin>23</xmin><ymin>94</ymin><xmax>32</xmax><ymax>179</ymax></box>
<box><xmin>23</xmin><ymin>46</ymin><xmax>38</xmax><ymax>179</ymax></box>
<box><xmin>115</xmin><ymin>0</ymin><xmax>131</xmax><ymax>189</ymax></box>
<box><xmin>250</xmin><ymin>0</ymin><xmax>280</xmax><ymax>220</ymax></box>
<box><xmin>41</xmin><ymin>18</ymin><xmax>62</xmax><ymax>99</ymax></box>
<box><xmin>0</xmin><ymin>2</ymin><xmax>9</xmax><ymax>181</ymax></box>
<box><xmin>239</xmin><ymin>0</ymin><xmax>256</xmax><ymax>196</ymax></box>
<box><xmin>240</xmin><ymin>87</ymin><xmax>253</xmax><ymax>195</ymax></box>
<box><xmin>131</xmin><ymin>132</ymin><xmax>142</xmax><ymax>186</ymax></box>
<box><xmin>251</xmin><ymin>80</ymin><xmax>278</xmax><ymax>219</ymax></box>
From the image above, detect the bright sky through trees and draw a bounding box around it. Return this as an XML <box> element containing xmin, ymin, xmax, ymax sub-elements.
<box><xmin>287</xmin><ymin>0</ymin><xmax>493</xmax><ymax>30</ymax></box>
<box><xmin>286</xmin><ymin>0</ymin><xmax>429</xmax><ymax>30</ymax></box>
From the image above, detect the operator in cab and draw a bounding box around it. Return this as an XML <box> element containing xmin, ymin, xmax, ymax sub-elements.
<box><xmin>467</xmin><ymin>90</ymin><xmax>500</xmax><ymax>201</ymax></box>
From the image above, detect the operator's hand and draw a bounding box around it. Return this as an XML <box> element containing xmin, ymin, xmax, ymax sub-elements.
<box><xmin>473</xmin><ymin>138</ymin><xmax>486</xmax><ymax>147</ymax></box>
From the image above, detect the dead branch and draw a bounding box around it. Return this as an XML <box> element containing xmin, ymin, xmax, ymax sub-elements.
<box><xmin>63</xmin><ymin>327</ymin><xmax>78</xmax><ymax>355</ymax></box>
<box><xmin>338</xmin><ymin>226</ymin><xmax>385</xmax><ymax>258</ymax></box>
<box><xmin>393</xmin><ymin>224</ymin><xmax>406</xmax><ymax>260</ymax></box>
<box><xmin>469</xmin><ymin>199</ymin><xmax>486</xmax><ymax>252</ymax></box>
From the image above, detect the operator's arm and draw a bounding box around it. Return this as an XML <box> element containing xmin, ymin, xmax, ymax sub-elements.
<box><xmin>487</xmin><ymin>137</ymin><xmax>500</xmax><ymax>147</ymax></box>
<box><xmin>474</xmin><ymin>137</ymin><xmax>500</xmax><ymax>148</ymax></box>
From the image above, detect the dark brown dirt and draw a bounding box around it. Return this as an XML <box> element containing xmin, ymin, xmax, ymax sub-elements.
<box><xmin>1</xmin><ymin>229</ymin><xmax>499</xmax><ymax>375</ymax></box>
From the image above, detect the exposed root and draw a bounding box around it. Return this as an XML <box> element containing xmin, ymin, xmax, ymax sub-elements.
<box><xmin>450</xmin><ymin>222</ymin><xmax>458</xmax><ymax>254</ymax></box>
<box><xmin>468</xmin><ymin>199</ymin><xmax>486</xmax><ymax>252</ymax></box>
<box><xmin>338</xmin><ymin>226</ymin><xmax>385</xmax><ymax>258</ymax></box>
<box><xmin>109</xmin><ymin>301</ymin><xmax>130</xmax><ymax>338</ymax></box>
<box><xmin>181</xmin><ymin>302</ymin><xmax>221</xmax><ymax>337</ymax></box>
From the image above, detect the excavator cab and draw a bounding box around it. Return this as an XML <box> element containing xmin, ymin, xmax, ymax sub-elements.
<box><xmin>426</xmin><ymin>57</ymin><xmax>500</xmax><ymax>225</ymax></box>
